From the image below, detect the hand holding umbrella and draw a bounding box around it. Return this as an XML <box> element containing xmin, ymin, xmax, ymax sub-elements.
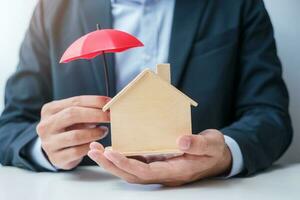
<box><xmin>60</xmin><ymin>25</ymin><xmax>144</xmax><ymax>97</ymax></box>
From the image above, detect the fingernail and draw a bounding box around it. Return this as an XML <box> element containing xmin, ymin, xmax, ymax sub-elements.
<box><xmin>104</xmin><ymin>150</ymin><xmax>114</xmax><ymax>160</ymax></box>
<box><xmin>89</xmin><ymin>142</ymin><xmax>97</xmax><ymax>149</ymax></box>
<box><xmin>104</xmin><ymin>150</ymin><xmax>119</xmax><ymax>163</ymax></box>
<box><xmin>88</xmin><ymin>150</ymin><xmax>99</xmax><ymax>160</ymax></box>
<box><xmin>100</xmin><ymin>126</ymin><xmax>108</xmax><ymax>132</ymax></box>
<box><xmin>99</xmin><ymin>126</ymin><xmax>108</xmax><ymax>138</ymax></box>
<box><xmin>179</xmin><ymin>136</ymin><xmax>191</xmax><ymax>150</ymax></box>
<box><xmin>86</xmin><ymin>124</ymin><xmax>97</xmax><ymax>129</ymax></box>
<box><xmin>90</xmin><ymin>142</ymin><xmax>100</xmax><ymax>149</ymax></box>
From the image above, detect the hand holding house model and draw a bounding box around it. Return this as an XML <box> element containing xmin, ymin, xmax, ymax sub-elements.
<box><xmin>60</xmin><ymin>27</ymin><xmax>198</xmax><ymax>156</ymax></box>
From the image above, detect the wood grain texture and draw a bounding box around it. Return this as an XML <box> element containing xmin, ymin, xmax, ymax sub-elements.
<box><xmin>156</xmin><ymin>63</ymin><xmax>171</xmax><ymax>83</ymax></box>
<box><xmin>103</xmin><ymin>64</ymin><xmax>197</xmax><ymax>156</ymax></box>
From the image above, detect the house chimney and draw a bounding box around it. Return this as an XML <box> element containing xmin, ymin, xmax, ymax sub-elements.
<box><xmin>156</xmin><ymin>64</ymin><xmax>171</xmax><ymax>83</ymax></box>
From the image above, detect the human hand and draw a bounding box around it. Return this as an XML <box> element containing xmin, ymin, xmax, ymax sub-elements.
<box><xmin>88</xmin><ymin>129</ymin><xmax>232</xmax><ymax>186</ymax></box>
<box><xmin>36</xmin><ymin>96</ymin><xmax>110</xmax><ymax>170</ymax></box>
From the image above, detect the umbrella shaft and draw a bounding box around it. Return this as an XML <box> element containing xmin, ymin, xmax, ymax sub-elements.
<box><xmin>101</xmin><ymin>54</ymin><xmax>110</xmax><ymax>97</ymax></box>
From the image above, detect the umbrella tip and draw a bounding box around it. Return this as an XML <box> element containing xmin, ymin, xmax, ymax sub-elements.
<box><xmin>96</xmin><ymin>24</ymin><xmax>102</xmax><ymax>30</ymax></box>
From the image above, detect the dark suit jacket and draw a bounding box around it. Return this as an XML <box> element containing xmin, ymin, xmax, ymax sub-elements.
<box><xmin>0</xmin><ymin>0</ymin><xmax>293</xmax><ymax>175</ymax></box>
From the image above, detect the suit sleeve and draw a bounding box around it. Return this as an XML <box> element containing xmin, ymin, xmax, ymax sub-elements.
<box><xmin>221</xmin><ymin>0</ymin><xmax>293</xmax><ymax>176</ymax></box>
<box><xmin>0</xmin><ymin>0</ymin><xmax>52</xmax><ymax>171</ymax></box>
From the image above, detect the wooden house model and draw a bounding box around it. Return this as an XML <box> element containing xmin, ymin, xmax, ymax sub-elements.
<box><xmin>103</xmin><ymin>64</ymin><xmax>198</xmax><ymax>156</ymax></box>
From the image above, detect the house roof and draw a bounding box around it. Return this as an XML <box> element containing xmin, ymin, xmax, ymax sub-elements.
<box><xmin>102</xmin><ymin>69</ymin><xmax>198</xmax><ymax>111</ymax></box>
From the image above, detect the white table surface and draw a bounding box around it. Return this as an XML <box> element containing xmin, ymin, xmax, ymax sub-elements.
<box><xmin>0</xmin><ymin>164</ymin><xmax>299</xmax><ymax>200</ymax></box>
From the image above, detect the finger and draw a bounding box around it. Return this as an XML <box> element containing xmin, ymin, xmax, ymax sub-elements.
<box><xmin>54</xmin><ymin>143</ymin><xmax>90</xmax><ymax>169</ymax></box>
<box><xmin>65</xmin><ymin>159</ymin><xmax>83</xmax><ymax>170</ymax></box>
<box><xmin>41</xmin><ymin>96</ymin><xmax>111</xmax><ymax>118</ymax></box>
<box><xmin>103</xmin><ymin>150</ymin><xmax>171</xmax><ymax>181</ymax></box>
<box><xmin>89</xmin><ymin>141</ymin><xmax>105</xmax><ymax>151</ymax></box>
<box><xmin>177</xmin><ymin>130</ymin><xmax>224</xmax><ymax>156</ymax></box>
<box><xmin>66</xmin><ymin>123</ymin><xmax>99</xmax><ymax>131</ymax></box>
<box><xmin>88</xmin><ymin>149</ymin><xmax>138</xmax><ymax>183</ymax></box>
<box><xmin>51</xmin><ymin>127</ymin><xmax>108</xmax><ymax>150</ymax></box>
<box><xmin>42</xmin><ymin>106</ymin><xmax>110</xmax><ymax>133</ymax></box>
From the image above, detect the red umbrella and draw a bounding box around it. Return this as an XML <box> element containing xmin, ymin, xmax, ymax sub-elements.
<box><xmin>60</xmin><ymin>25</ymin><xmax>144</xmax><ymax>97</ymax></box>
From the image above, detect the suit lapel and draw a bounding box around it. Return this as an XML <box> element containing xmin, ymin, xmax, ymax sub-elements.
<box><xmin>79</xmin><ymin>0</ymin><xmax>116</xmax><ymax>96</ymax></box>
<box><xmin>169</xmin><ymin>0</ymin><xmax>208</xmax><ymax>87</ymax></box>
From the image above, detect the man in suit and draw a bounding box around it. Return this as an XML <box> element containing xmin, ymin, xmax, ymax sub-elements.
<box><xmin>0</xmin><ymin>0</ymin><xmax>293</xmax><ymax>186</ymax></box>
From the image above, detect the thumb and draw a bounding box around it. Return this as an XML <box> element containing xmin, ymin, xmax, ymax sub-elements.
<box><xmin>177</xmin><ymin>130</ymin><xmax>224</xmax><ymax>156</ymax></box>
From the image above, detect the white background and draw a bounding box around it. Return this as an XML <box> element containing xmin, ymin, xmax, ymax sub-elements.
<box><xmin>0</xmin><ymin>0</ymin><xmax>299</xmax><ymax>164</ymax></box>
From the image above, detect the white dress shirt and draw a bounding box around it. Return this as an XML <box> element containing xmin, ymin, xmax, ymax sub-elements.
<box><xmin>28</xmin><ymin>0</ymin><xmax>244</xmax><ymax>177</ymax></box>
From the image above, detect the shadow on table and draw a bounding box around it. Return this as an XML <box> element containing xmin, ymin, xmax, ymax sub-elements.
<box><xmin>256</xmin><ymin>164</ymin><xmax>286</xmax><ymax>174</ymax></box>
<box><xmin>112</xmin><ymin>164</ymin><xmax>290</xmax><ymax>192</ymax></box>
<box><xmin>66</xmin><ymin>167</ymin><xmax>118</xmax><ymax>182</ymax></box>
<box><xmin>113</xmin><ymin>178</ymin><xmax>246</xmax><ymax>192</ymax></box>
<box><xmin>63</xmin><ymin>163</ymin><xmax>291</xmax><ymax>189</ymax></box>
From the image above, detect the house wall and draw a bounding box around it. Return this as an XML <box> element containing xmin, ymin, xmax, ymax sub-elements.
<box><xmin>110</xmin><ymin>72</ymin><xmax>192</xmax><ymax>155</ymax></box>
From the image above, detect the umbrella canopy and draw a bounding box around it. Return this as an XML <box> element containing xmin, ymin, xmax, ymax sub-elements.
<box><xmin>60</xmin><ymin>29</ymin><xmax>144</xmax><ymax>63</ymax></box>
<box><xmin>59</xmin><ymin>28</ymin><xmax>144</xmax><ymax>97</ymax></box>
